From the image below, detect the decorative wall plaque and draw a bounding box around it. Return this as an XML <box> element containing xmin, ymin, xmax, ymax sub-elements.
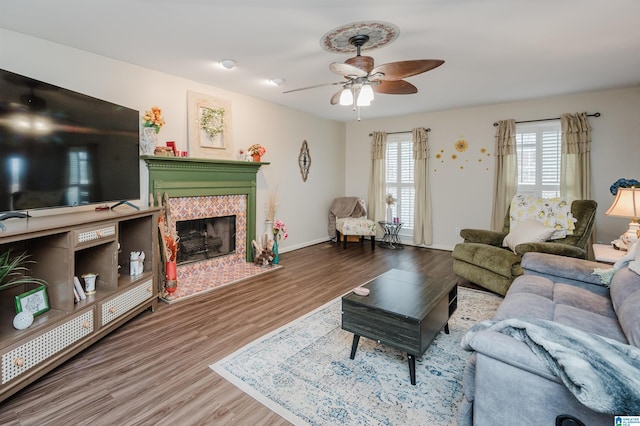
<box><xmin>298</xmin><ymin>140</ymin><xmax>311</xmax><ymax>182</ymax></box>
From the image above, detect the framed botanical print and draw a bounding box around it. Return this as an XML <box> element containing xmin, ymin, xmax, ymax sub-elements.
<box><xmin>187</xmin><ymin>91</ymin><xmax>234</xmax><ymax>159</ymax></box>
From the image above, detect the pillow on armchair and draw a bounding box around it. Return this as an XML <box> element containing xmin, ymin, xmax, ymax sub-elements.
<box><xmin>503</xmin><ymin>219</ymin><xmax>555</xmax><ymax>253</ymax></box>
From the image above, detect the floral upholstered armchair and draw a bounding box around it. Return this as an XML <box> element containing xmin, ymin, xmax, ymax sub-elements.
<box><xmin>452</xmin><ymin>197</ymin><xmax>597</xmax><ymax>295</ymax></box>
<box><xmin>328</xmin><ymin>197</ymin><xmax>376</xmax><ymax>250</ymax></box>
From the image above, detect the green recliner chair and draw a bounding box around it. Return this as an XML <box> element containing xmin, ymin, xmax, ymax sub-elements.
<box><xmin>451</xmin><ymin>199</ymin><xmax>597</xmax><ymax>296</ymax></box>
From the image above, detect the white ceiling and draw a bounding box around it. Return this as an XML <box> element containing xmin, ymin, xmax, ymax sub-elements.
<box><xmin>1</xmin><ymin>0</ymin><xmax>639</xmax><ymax>122</ymax></box>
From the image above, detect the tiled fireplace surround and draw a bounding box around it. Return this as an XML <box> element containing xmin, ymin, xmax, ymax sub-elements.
<box><xmin>143</xmin><ymin>156</ymin><xmax>269</xmax><ymax>301</ymax></box>
<box><xmin>170</xmin><ymin>194</ymin><xmax>247</xmax><ymax>281</ymax></box>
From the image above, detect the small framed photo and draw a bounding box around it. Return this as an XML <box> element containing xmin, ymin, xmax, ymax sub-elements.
<box><xmin>15</xmin><ymin>285</ymin><xmax>50</xmax><ymax>317</ymax></box>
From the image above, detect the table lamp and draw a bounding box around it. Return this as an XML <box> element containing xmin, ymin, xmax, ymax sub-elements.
<box><xmin>605</xmin><ymin>187</ymin><xmax>640</xmax><ymax>249</ymax></box>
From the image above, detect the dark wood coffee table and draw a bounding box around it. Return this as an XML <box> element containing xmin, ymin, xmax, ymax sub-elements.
<box><xmin>341</xmin><ymin>269</ymin><xmax>457</xmax><ymax>385</ymax></box>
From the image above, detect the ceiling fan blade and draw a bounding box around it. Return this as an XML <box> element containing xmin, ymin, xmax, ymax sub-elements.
<box><xmin>373</xmin><ymin>80</ymin><xmax>418</xmax><ymax>95</ymax></box>
<box><xmin>370</xmin><ymin>59</ymin><xmax>444</xmax><ymax>81</ymax></box>
<box><xmin>329</xmin><ymin>62</ymin><xmax>367</xmax><ymax>79</ymax></box>
<box><xmin>330</xmin><ymin>90</ymin><xmax>343</xmax><ymax>105</ymax></box>
<box><xmin>283</xmin><ymin>81</ymin><xmax>344</xmax><ymax>94</ymax></box>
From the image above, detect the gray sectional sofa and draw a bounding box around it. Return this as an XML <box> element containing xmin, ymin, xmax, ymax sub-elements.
<box><xmin>459</xmin><ymin>251</ymin><xmax>640</xmax><ymax>426</ymax></box>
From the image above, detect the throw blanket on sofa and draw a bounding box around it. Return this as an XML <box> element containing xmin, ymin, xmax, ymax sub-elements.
<box><xmin>462</xmin><ymin>318</ymin><xmax>640</xmax><ymax>414</ymax></box>
<box><xmin>509</xmin><ymin>195</ymin><xmax>576</xmax><ymax>239</ymax></box>
<box><xmin>327</xmin><ymin>197</ymin><xmax>367</xmax><ymax>237</ymax></box>
<box><xmin>593</xmin><ymin>241</ymin><xmax>638</xmax><ymax>285</ymax></box>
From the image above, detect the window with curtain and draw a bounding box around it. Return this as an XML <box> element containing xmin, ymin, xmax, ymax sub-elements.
<box><xmin>385</xmin><ymin>133</ymin><xmax>414</xmax><ymax>236</ymax></box>
<box><xmin>515</xmin><ymin>121</ymin><xmax>561</xmax><ymax>198</ymax></box>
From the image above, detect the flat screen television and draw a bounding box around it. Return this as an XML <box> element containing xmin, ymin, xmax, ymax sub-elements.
<box><xmin>0</xmin><ymin>68</ymin><xmax>140</xmax><ymax>214</ymax></box>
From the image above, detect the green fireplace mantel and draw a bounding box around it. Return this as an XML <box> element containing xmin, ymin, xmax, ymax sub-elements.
<box><xmin>142</xmin><ymin>156</ymin><xmax>269</xmax><ymax>261</ymax></box>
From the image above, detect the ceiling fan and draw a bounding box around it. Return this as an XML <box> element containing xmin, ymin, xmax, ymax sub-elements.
<box><xmin>285</xmin><ymin>34</ymin><xmax>444</xmax><ymax>109</ymax></box>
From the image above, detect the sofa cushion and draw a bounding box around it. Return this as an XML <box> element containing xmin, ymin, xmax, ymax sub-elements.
<box><xmin>553</xmin><ymin>283</ymin><xmax>616</xmax><ymax>319</ymax></box>
<box><xmin>609</xmin><ymin>266</ymin><xmax>640</xmax><ymax>346</ymax></box>
<box><xmin>522</xmin><ymin>252</ymin><xmax>607</xmax><ymax>291</ymax></box>
<box><xmin>508</xmin><ymin>275</ymin><xmax>554</xmax><ymax>299</ymax></box>
<box><xmin>453</xmin><ymin>242</ymin><xmax>523</xmax><ymax>278</ymax></box>
<box><xmin>610</xmin><ymin>267</ymin><xmax>640</xmax><ymax>313</ymax></box>
<box><xmin>335</xmin><ymin>217</ymin><xmax>376</xmax><ymax>236</ymax></box>
<box><xmin>616</xmin><ymin>289</ymin><xmax>640</xmax><ymax>347</ymax></box>
<box><xmin>553</xmin><ymin>305</ymin><xmax>628</xmax><ymax>343</ymax></box>
<box><xmin>503</xmin><ymin>219</ymin><xmax>555</xmax><ymax>253</ymax></box>
<box><xmin>494</xmin><ymin>292</ymin><xmax>555</xmax><ymax>321</ymax></box>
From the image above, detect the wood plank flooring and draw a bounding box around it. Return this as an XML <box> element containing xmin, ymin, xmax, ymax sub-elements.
<box><xmin>0</xmin><ymin>241</ymin><xmax>484</xmax><ymax>426</ymax></box>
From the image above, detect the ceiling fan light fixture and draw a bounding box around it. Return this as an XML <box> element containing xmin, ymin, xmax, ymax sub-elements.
<box><xmin>356</xmin><ymin>96</ymin><xmax>371</xmax><ymax>107</ymax></box>
<box><xmin>339</xmin><ymin>88</ymin><xmax>353</xmax><ymax>106</ymax></box>
<box><xmin>358</xmin><ymin>84</ymin><xmax>374</xmax><ymax>105</ymax></box>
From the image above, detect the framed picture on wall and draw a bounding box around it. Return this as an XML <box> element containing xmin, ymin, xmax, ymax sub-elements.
<box><xmin>187</xmin><ymin>90</ymin><xmax>234</xmax><ymax>159</ymax></box>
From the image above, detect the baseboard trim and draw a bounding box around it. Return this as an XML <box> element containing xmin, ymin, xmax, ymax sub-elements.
<box><xmin>277</xmin><ymin>237</ymin><xmax>453</xmax><ymax>254</ymax></box>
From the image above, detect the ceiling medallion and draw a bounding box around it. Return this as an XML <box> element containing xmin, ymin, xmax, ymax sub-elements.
<box><xmin>320</xmin><ymin>21</ymin><xmax>399</xmax><ymax>54</ymax></box>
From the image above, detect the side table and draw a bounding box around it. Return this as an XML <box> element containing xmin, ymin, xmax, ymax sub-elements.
<box><xmin>378</xmin><ymin>221</ymin><xmax>404</xmax><ymax>249</ymax></box>
<box><xmin>592</xmin><ymin>243</ymin><xmax>626</xmax><ymax>264</ymax></box>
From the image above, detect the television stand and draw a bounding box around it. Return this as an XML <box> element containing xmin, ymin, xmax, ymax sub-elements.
<box><xmin>0</xmin><ymin>207</ymin><xmax>160</xmax><ymax>402</ymax></box>
<box><xmin>110</xmin><ymin>200</ymin><xmax>140</xmax><ymax>211</ymax></box>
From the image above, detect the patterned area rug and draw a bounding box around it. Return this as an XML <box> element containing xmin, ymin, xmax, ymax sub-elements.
<box><xmin>210</xmin><ymin>287</ymin><xmax>502</xmax><ymax>425</ymax></box>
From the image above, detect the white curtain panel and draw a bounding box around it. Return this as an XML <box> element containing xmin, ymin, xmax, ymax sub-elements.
<box><xmin>367</xmin><ymin>131</ymin><xmax>387</xmax><ymax>230</ymax></box>
<box><xmin>412</xmin><ymin>127</ymin><xmax>433</xmax><ymax>245</ymax></box>
<box><xmin>491</xmin><ymin>119</ymin><xmax>517</xmax><ymax>231</ymax></box>
<box><xmin>560</xmin><ymin>112</ymin><xmax>592</xmax><ymax>200</ymax></box>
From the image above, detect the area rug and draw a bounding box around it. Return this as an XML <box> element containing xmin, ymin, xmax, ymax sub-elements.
<box><xmin>210</xmin><ymin>287</ymin><xmax>502</xmax><ymax>425</ymax></box>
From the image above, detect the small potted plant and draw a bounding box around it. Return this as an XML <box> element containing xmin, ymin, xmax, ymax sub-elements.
<box><xmin>0</xmin><ymin>251</ymin><xmax>47</xmax><ymax>291</ymax></box>
<box><xmin>1</xmin><ymin>251</ymin><xmax>49</xmax><ymax>329</ymax></box>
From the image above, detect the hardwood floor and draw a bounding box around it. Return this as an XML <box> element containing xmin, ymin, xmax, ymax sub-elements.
<box><xmin>0</xmin><ymin>242</ymin><xmax>484</xmax><ymax>426</ymax></box>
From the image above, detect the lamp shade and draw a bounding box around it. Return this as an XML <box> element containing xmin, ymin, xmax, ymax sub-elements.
<box><xmin>605</xmin><ymin>187</ymin><xmax>640</xmax><ymax>218</ymax></box>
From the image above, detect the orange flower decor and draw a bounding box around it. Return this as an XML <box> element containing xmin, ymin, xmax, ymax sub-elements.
<box><xmin>248</xmin><ymin>144</ymin><xmax>266</xmax><ymax>156</ymax></box>
<box><xmin>454</xmin><ymin>139</ymin><xmax>469</xmax><ymax>152</ymax></box>
<box><xmin>142</xmin><ymin>106</ymin><xmax>166</xmax><ymax>134</ymax></box>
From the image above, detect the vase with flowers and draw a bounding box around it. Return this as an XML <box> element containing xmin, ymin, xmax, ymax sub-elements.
<box><xmin>385</xmin><ymin>193</ymin><xmax>396</xmax><ymax>223</ymax></box>
<box><xmin>248</xmin><ymin>144</ymin><xmax>266</xmax><ymax>162</ymax></box>
<box><xmin>272</xmin><ymin>220</ymin><xmax>288</xmax><ymax>264</ymax></box>
<box><xmin>141</xmin><ymin>106</ymin><xmax>166</xmax><ymax>155</ymax></box>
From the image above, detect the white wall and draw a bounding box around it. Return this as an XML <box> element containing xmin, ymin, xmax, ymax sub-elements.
<box><xmin>346</xmin><ymin>87</ymin><xmax>640</xmax><ymax>250</ymax></box>
<box><xmin>4</xmin><ymin>27</ymin><xmax>638</xmax><ymax>253</ymax></box>
<box><xmin>1</xmin><ymin>28</ymin><xmax>346</xmax><ymax>252</ymax></box>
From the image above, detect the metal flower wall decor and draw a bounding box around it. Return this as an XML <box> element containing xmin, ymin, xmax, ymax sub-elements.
<box><xmin>298</xmin><ymin>140</ymin><xmax>311</xmax><ymax>182</ymax></box>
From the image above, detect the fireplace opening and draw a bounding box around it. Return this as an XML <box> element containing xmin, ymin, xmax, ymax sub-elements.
<box><xmin>176</xmin><ymin>215</ymin><xmax>236</xmax><ymax>265</ymax></box>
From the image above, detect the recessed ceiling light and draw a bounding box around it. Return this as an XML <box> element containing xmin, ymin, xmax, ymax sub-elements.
<box><xmin>219</xmin><ymin>59</ymin><xmax>237</xmax><ymax>70</ymax></box>
<box><xmin>269</xmin><ymin>78</ymin><xmax>285</xmax><ymax>86</ymax></box>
